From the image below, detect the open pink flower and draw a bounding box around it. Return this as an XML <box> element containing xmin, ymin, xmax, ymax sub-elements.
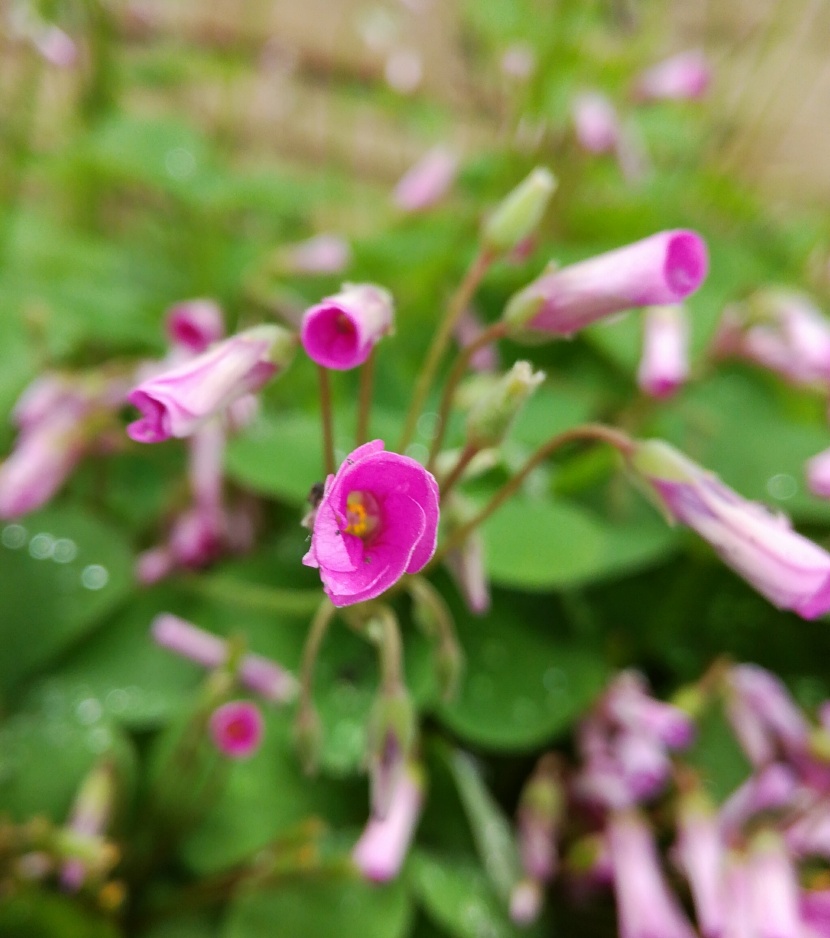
<box><xmin>631</xmin><ymin>440</ymin><xmax>830</xmax><ymax>619</ymax></box>
<box><xmin>301</xmin><ymin>284</ymin><xmax>394</xmax><ymax>370</ymax></box>
<box><xmin>303</xmin><ymin>440</ymin><xmax>440</xmax><ymax>606</ymax></box>
<box><xmin>504</xmin><ymin>230</ymin><xmax>708</xmax><ymax>340</ymax></box>
<box><xmin>166</xmin><ymin>299</ymin><xmax>224</xmax><ymax>353</ymax></box>
<box><xmin>127</xmin><ymin>326</ymin><xmax>292</xmax><ymax>442</ymax></box>
<box><xmin>209</xmin><ymin>700</ymin><xmax>264</xmax><ymax>759</ymax></box>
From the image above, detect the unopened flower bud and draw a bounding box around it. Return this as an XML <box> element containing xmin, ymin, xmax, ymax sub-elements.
<box><xmin>517</xmin><ymin>754</ymin><xmax>564</xmax><ymax>883</ymax></box>
<box><xmin>465</xmin><ymin>361</ymin><xmax>545</xmax><ymax>449</ymax></box>
<box><xmin>368</xmin><ymin>684</ymin><xmax>417</xmax><ymax>818</ymax></box>
<box><xmin>166</xmin><ymin>299</ymin><xmax>224</xmax><ymax>353</ymax></box>
<box><xmin>60</xmin><ymin>761</ymin><xmax>116</xmax><ymax>892</ymax></box>
<box><xmin>481</xmin><ymin>167</ymin><xmax>557</xmax><ymax>255</ymax></box>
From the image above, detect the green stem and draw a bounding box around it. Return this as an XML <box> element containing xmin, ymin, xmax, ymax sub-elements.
<box><xmin>431</xmin><ymin>424</ymin><xmax>634</xmax><ymax>566</ymax></box>
<box><xmin>398</xmin><ymin>249</ymin><xmax>494</xmax><ymax>452</ymax></box>
<box><xmin>318</xmin><ymin>366</ymin><xmax>336</xmax><ymax>477</ymax></box>
<box><xmin>426</xmin><ymin>321</ymin><xmax>508</xmax><ymax>471</ymax></box>
<box><xmin>299</xmin><ymin>599</ymin><xmax>337</xmax><ymax>714</ymax></box>
<box><xmin>439</xmin><ymin>443</ymin><xmax>479</xmax><ymax>498</ymax></box>
<box><xmin>181</xmin><ymin>576</ymin><xmax>322</xmax><ymax>617</ymax></box>
<box><xmin>372</xmin><ymin>606</ymin><xmax>404</xmax><ymax>694</ymax></box>
<box><xmin>356</xmin><ymin>347</ymin><xmax>376</xmax><ymax>445</ymax></box>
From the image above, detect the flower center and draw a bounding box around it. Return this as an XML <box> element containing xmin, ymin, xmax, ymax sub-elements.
<box><xmin>344</xmin><ymin>490</ymin><xmax>381</xmax><ymax>540</ymax></box>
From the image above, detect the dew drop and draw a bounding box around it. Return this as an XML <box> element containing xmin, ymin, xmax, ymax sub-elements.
<box><xmin>52</xmin><ymin>538</ymin><xmax>78</xmax><ymax>564</ymax></box>
<box><xmin>87</xmin><ymin>726</ymin><xmax>112</xmax><ymax>753</ymax></box>
<box><xmin>404</xmin><ymin>442</ymin><xmax>428</xmax><ymax>464</ymax></box>
<box><xmin>767</xmin><ymin>473</ymin><xmax>797</xmax><ymax>500</ymax></box>
<box><xmin>76</xmin><ymin>698</ymin><xmax>103</xmax><ymax>725</ymax></box>
<box><xmin>2</xmin><ymin>524</ymin><xmax>27</xmax><ymax>549</ymax></box>
<box><xmin>417</xmin><ymin>412</ymin><xmax>439</xmax><ymax>438</ymax></box>
<box><xmin>105</xmin><ymin>689</ymin><xmax>130</xmax><ymax>714</ymax></box>
<box><xmin>512</xmin><ymin>697</ymin><xmax>538</xmax><ymax>723</ymax></box>
<box><xmin>28</xmin><ymin>533</ymin><xmax>55</xmax><ymax>559</ymax></box>
<box><xmin>543</xmin><ymin>667</ymin><xmax>568</xmax><ymax>694</ymax></box>
<box><xmin>165</xmin><ymin>147</ymin><xmax>195</xmax><ymax>180</ymax></box>
<box><xmin>81</xmin><ymin>564</ymin><xmax>109</xmax><ymax>590</ymax></box>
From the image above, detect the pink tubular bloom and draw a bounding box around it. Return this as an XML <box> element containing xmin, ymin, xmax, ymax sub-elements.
<box><xmin>604</xmin><ymin>671</ymin><xmax>695</xmax><ymax>749</ymax></box>
<box><xmin>728</xmin><ymin>665</ymin><xmax>810</xmax><ymax>757</ymax></box>
<box><xmin>127</xmin><ymin>325</ymin><xmax>290</xmax><ymax>442</ymax></box>
<box><xmin>303</xmin><ymin>441</ymin><xmax>440</xmax><ymax>607</ymax></box>
<box><xmin>675</xmin><ymin>792</ymin><xmax>725</xmax><ymax>938</ymax></box>
<box><xmin>151</xmin><ymin>613</ymin><xmax>298</xmax><ymax>703</ymax></box>
<box><xmin>301</xmin><ymin>284</ymin><xmax>394</xmax><ymax>370</ymax></box>
<box><xmin>637</xmin><ymin>305</ymin><xmax>689</xmax><ymax>398</ymax></box>
<box><xmin>747</xmin><ymin>831</ymin><xmax>801</xmax><ymax>938</ymax></box>
<box><xmin>719</xmin><ymin>763</ymin><xmax>798</xmax><ymax>842</ymax></box>
<box><xmin>633</xmin><ymin>49</ymin><xmax>712</xmax><ymax>102</ymax></box>
<box><xmin>392</xmin><ymin>146</ymin><xmax>458</xmax><ymax>213</ymax></box>
<box><xmin>504</xmin><ymin>230</ymin><xmax>708</xmax><ymax>340</ymax></box>
<box><xmin>166</xmin><ymin>299</ymin><xmax>225</xmax><ymax>353</ymax></box>
<box><xmin>352</xmin><ymin>764</ymin><xmax>424</xmax><ymax>882</ymax></box>
<box><xmin>209</xmin><ymin>701</ymin><xmax>264</xmax><ymax>759</ymax></box>
<box><xmin>807</xmin><ymin>447</ymin><xmax>830</xmax><ymax>499</ymax></box>
<box><xmin>630</xmin><ymin>440</ymin><xmax>830</xmax><ymax>620</ymax></box>
<box><xmin>572</xmin><ymin>91</ymin><xmax>620</xmax><ymax>154</ymax></box>
<box><xmin>454</xmin><ymin>308</ymin><xmax>499</xmax><ymax>373</ymax></box>
<box><xmin>277</xmin><ymin>233</ymin><xmax>351</xmax><ymax>275</ymax></box>
<box><xmin>608</xmin><ymin>809</ymin><xmax>698</xmax><ymax>938</ymax></box>
<box><xmin>60</xmin><ymin>762</ymin><xmax>114</xmax><ymax>892</ymax></box>
<box><xmin>444</xmin><ymin>528</ymin><xmax>490</xmax><ymax>615</ymax></box>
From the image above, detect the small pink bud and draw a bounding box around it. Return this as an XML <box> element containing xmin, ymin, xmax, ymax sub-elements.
<box><xmin>637</xmin><ymin>305</ymin><xmax>689</xmax><ymax>398</ymax></box>
<box><xmin>276</xmin><ymin>233</ymin><xmax>351</xmax><ymax>276</ymax></box>
<box><xmin>166</xmin><ymin>299</ymin><xmax>224</xmax><ymax>353</ymax></box>
<box><xmin>806</xmin><ymin>447</ymin><xmax>830</xmax><ymax>499</ymax></box>
<box><xmin>392</xmin><ymin>146</ymin><xmax>458</xmax><ymax>213</ymax></box>
<box><xmin>572</xmin><ymin>91</ymin><xmax>620</xmax><ymax>154</ymax></box>
<box><xmin>209</xmin><ymin>700</ymin><xmax>264</xmax><ymax>759</ymax></box>
<box><xmin>633</xmin><ymin>50</ymin><xmax>712</xmax><ymax>102</ymax></box>
<box><xmin>34</xmin><ymin>25</ymin><xmax>78</xmax><ymax>68</ymax></box>
<box><xmin>301</xmin><ymin>284</ymin><xmax>394</xmax><ymax>370</ymax></box>
<box><xmin>501</xmin><ymin>43</ymin><xmax>535</xmax><ymax>81</ymax></box>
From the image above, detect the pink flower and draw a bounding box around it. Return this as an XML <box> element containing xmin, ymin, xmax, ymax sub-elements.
<box><xmin>747</xmin><ymin>831</ymin><xmax>801</xmax><ymax>938</ymax></box>
<box><xmin>719</xmin><ymin>763</ymin><xmax>798</xmax><ymax>841</ymax></box>
<box><xmin>151</xmin><ymin>613</ymin><xmax>298</xmax><ymax>703</ymax></box>
<box><xmin>127</xmin><ymin>326</ymin><xmax>293</xmax><ymax>442</ymax></box>
<box><xmin>603</xmin><ymin>671</ymin><xmax>695</xmax><ymax>749</ymax></box>
<box><xmin>301</xmin><ymin>284</ymin><xmax>394</xmax><ymax>370</ymax></box>
<box><xmin>352</xmin><ymin>763</ymin><xmax>424</xmax><ymax>882</ymax></box>
<box><xmin>637</xmin><ymin>305</ymin><xmax>689</xmax><ymax>398</ymax></box>
<box><xmin>166</xmin><ymin>299</ymin><xmax>224</xmax><ymax>353</ymax></box>
<box><xmin>807</xmin><ymin>447</ymin><xmax>830</xmax><ymax>499</ymax></box>
<box><xmin>630</xmin><ymin>440</ymin><xmax>830</xmax><ymax>619</ymax></box>
<box><xmin>303</xmin><ymin>441</ymin><xmax>440</xmax><ymax>606</ymax></box>
<box><xmin>608</xmin><ymin>809</ymin><xmax>698</xmax><ymax>938</ymax></box>
<box><xmin>572</xmin><ymin>91</ymin><xmax>621</xmax><ymax>154</ymax></box>
<box><xmin>633</xmin><ymin>50</ymin><xmax>712</xmax><ymax>102</ymax></box>
<box><xmin>504</xmin><ymin>230</ymin><xmax>708</xmax><ymax>339</ymax></box>
<box><xmin>276</xmin><ymin>233</ymin><xmax>351</xmax><ymax>275</ymax></box>
<box><xmin>34</xmin><ymin>25</ymin><xmax>78</xmax><ymax>68</ymax></box>
<box><xmin>209</xmin><ymin>700</ymin><xmax>264</xmax><ymax>759</ymax></box>
<box><xmin>711</xmin><ymin>289</ymin><xmax>830</xmax><ymax>388</ymax></box>
<box><xmin>453</xmin><ymin>308</ymin><xmax>500</xmax><ymax>373</ymax></box>
<box><xmin>728</xmin><ymin>665</ymin><xmax>810</xmax><ymax>759</ymax></box>
<box><xmin>392</xmin><ymin>146</ymin><xmax>458</xmax><ymax>213</ymax></box>
<box><xmin>674</xmin><ymin>792</ymin><xmax>725</xmax><ymax>938</ymax></box>
<box><xmin>444</xmin><ymin>528</ymin><xmax>490</xmax><ymax>614</ymax></box>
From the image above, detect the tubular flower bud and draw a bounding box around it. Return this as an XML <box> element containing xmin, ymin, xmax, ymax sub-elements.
<box><xmin>127</xmin><ymin>326</ymin><xmax>294</xmax><ymax>442</ymax></box>
<box><xmin>747</xmin><ymin>830</ymin><xmax>801</xmax><ymax>938</ymax></box>
<box><xmin>675</xmin><ymin>789</ymin><xmax>726</xmax><ymax>938</ymax></box>
<box><xmin>728</xmin><ymin>665</ymin><xmax>810</xmax><ymax>759</ymax></box>
<box><xmin>151</xmin><ymin>613</ymin><xmax>298</xmax><ymax>703</ymax></box>
<box><xmin>301</xmin><ymin>283</ymin><xmax>394</xmax><ymax>370</ymax></box>
<box><xmin>637</xmin><ymin>305</ymin><xmax>689</xmax><ymax>399</ymax></box>
<box><xmin>392</xmin><ymin>145</ymin><xmax>458</xmax><ymax>213</ymax></box>
<box><xmin>453</xmin><ymin>308</ymin><xmax>500</xmax><ymax>373</ymax></box>
<box><xmin>633</xmin><ymin>49</ymin><xmax>712</xmax><ymax>102</ymax></box>
<box><xmin>517</xmin><ymin>754</ymin><xmax>564</xmax><ymax>884</ymax></box>
<box><xmin>165</xmin><ymin>299</ymin><xmax>224</xmax><ymax>353</ymax></box>
<box><xmin>465</xmin><ymin>361</ymin><xmax>545</xmax><ymax>450</ymax></box>
<box><xmin>303</xmin><ymin>441</ymin><xmax>440</xmax><ymax>606</ymax></box>
<box><xmin>481</xmin><ymin>167</ymin><xmax>557</xmax><ymax>255</ymax></box>
<box><xmin>367</xmin><ymin>683</ymin><xmax>417</xmax><ymax>819</ymax></box>
<box><xmin>571</xmin><ymin>91</ymin><xmax>620</xmax><ymax>154</ymax></box>
<box><xmin>504</xmin><ymin>230</ymin><xmax>708</xmax><ymax>342</ymax></box>
<box><xmin>275</xmin><ymin>233</ymin><xmax>351</xmax><ymax>276</ymax></box>
<box><xmin>60</xmin><ymin>761</ymin><xmax>116</xmax><ymax>892</ymax></box>
<box><xmin>353</xmin><ymin>762</ymin><xmax>424</xmax><ymax>882</ymax></box>
<box><xmin>604</xmin><ymin>671</ymin><xmax>695</xmax><ymax>749</ymax></box>
<box><xmin>630</xmin><ymin>439</ymin><xmax>830</xmax><ymax>619</ymax></box>
<box><xmin>209</xmin><ymin>700</ymin><xmax>264</xmax><ymax>759</ymax></box>
<box><xmin>719</xmin><ymin>763</ymin><xmax>798</xmax><ymax>842</ymax></box>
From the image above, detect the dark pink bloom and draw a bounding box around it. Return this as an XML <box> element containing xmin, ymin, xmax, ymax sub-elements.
<box><xmin>808</xmin><ymin>447</ymin><xmax>830</xmax><ymax>499</ymax></box>
<box><xmin>352</xmin><ymin>763</ymin><xmax>424</xmax><ymax>882</ymax></box>
<box><xmin>166</xmin><ymin>299</ymin><xmax>224</xmax><ymax>353</ymax></box>
<box><xmin>633</xmin><ymin>49</ymin><xmax>712</xmax><ymax>102</ymax></box>
<box><xmin>276</xmin><ymin>233</ymin><xmax>351</xmax><ymax>275</ymax></box>
<box><xmin>801</xmin><ymin>890</ymin><xmax>830</xmax><ymax>935</ymax></box>
<box><xmin>572</xmin><ymin>91</ymin><xmax>620</xmax><ymax>154</ymax></box>
<box><xmin>209</xmin><ymin>700</ymin><xmax>264</xmax><ymax>759</ymax></box>
<box><xmin>151</xmin><ymin>613</ymin><xmax>298</xmax><ymax>703</ymax></box>
<box><xmin>631</xmin><ymin>440</ymin><xmax>830</xmax><ymax>619</ymax></box>
<box><xmin>608</xmin><ymin>809</ymin><xmax>697</xmax><ymax>938</ymax></box>
<box><xmin>392</xmin><ymin>146</ymin><xmax>458</xmax><ymax>213</ymax></box>
<box><xmin>504</xmin><ymin>230</ymin><xmax>708</xmax><ymax>339</ymax></box>
<box><xmin>303</xmin><ymin>441</ymin><xmax>440</xmax><ymax>606</ymax></box>
<box><xmin>301</xmin><ymin>284</ymin><xmax>394</xmax><ymax>370</ymax></box>
<box><xmin>637</xmin><ymin>305</ymin><xmax>689</xmax><ymax>398</ymax></box>
<box><xmin>127</xmin><ymin>326</ymin><xmax>292</xmax><ymax>442</ymax></box>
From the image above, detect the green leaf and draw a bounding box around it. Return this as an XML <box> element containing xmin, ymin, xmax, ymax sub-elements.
<box><xmin>223</xmin><ymin>874</ymin><xmax>412</xmax><ymax>938</ymax></box>
<box><xmin>0</xmin><ymin>892</ymin><xmax>119</xmax><ymax>938</ymax></box>
<box><xmin>0</xmin><ymin>507</ymin><xmax>133</xmax><ymax>696</ymax></box>
<box><xmin>438</xmin><ymin>595</ymin><xmax>606</xmax><ymax>751</ymax></box>
<box><xmin>685</xmin><ymin>703</ymin><xmax>752</xmax><ymax>803</ymax></box>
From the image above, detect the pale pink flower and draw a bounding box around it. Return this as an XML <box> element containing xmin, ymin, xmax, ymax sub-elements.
<box><xmin>747</xmin><ymin>831</ymin><xmax>801</xmax><ymax>938</ymax></box>
<box><xmin>166</xmin><ymin>299</ymin><xmax>224</xmax><ymax>353</ymax></box>
<box><xmin>303</xmin><ymin>440</ymin><xmax>440</xmax><ymax>606</ymax></box>
<box><xmin>444</xmin><ymin>528</ymin><xmax>490</xmax><ymax>614</ymax></box>
<box><xmin>719</xmin><ymin>763</ymin><xmax>798</xmax><ymax>842</ymax></box>
<box><xmin>633</xmin><ymin>49</ymin><xmax>712</xmax><ymax>102</ymax></box>
<box><xmin>353</xmin><ymin>764</ymin><xmax>424</xmax><ymax>882</ymax></box>
<box><xmin>127</xmin><ymin>326</ymin><xmax>292</xmax><ymax>442</ymax></box>
<box><xmin>504</xmin><ymin>230</ymin><xmax>708</xmax><ymax>339</ymax></box>
<box><xmin>453</xmin><ymin>308</ymin><xmax>499</xmax><ymax>373</ymax></box>
<box><xmin>209</xmin><ymin>700</ymin><xmax>264</xmax><ymax>759</ymax></box>
<box><xmin>34</xmin><ymin>24</ymin><xmax>78</xmax><ymax>68</ymax></box>
<box><xmin>301</xmin><ymin>284</ymin><xmax>394</xmax><ymax>370</ymax></box>
<box><xmin>630</xmin><ymin>440</ymin><xmax>830</xmax><ymax>619</ymax></box>
<box><xmin>276</xmin><ymin>233</ymin><xmax>351</xmax><ymax>275</ymax></box>
<box><xmin>392</xmin><ymin>146</ymin><xmax>458</xmax><ymax>213</ymax></box>
<box><xmin>572</xmin><ymin>91</ymin><xmax>620</xmax><ymax>154</ymax></box>
<box><xmin>501</xmin><ymin>43</ymin><xmax>535</xmax><ymax>81</ymax></box>
<box><xmin>675</xmin><ymin>792</ymin><xmax>725</xmax><ymax>938</ymax></box>
<box><xmin>637</xmin><ymin>305</ymin><xmax>689</xmax><ymax>398</ymax></box>
<box><xmin>509</xmin><ymin>879</ymin><xmax>544</xmax><ymax>925</ymax></box>
<box><xmin>806</xmin><ymin>447</ymin><xmax>830</xmax><ymax>499</ymax></box>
